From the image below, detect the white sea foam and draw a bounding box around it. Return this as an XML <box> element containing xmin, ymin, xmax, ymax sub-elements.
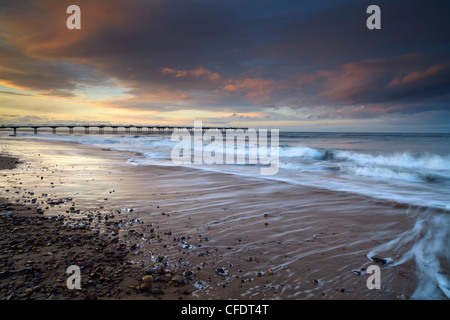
<box><xmin>369</xmin><ymin>207</ymin><xmax>450</xmax><ymax>299</ymax></box>
<box><xmin>3</xmin><ymin>131</ymin><xmax>450</xmax><ymax>209</ymax></box>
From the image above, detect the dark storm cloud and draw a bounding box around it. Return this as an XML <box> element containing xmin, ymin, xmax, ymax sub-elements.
<box><xmin>0</xmin><ymin>40</ymin><xmax>91</xmax><ymax>97</ymax></box>
<box><xmin>298</xmin><ymin>53</ymin><xmax>450</xmax><ymax>107</ymax></box>
<box><xmin>0</xmin><ymin>0</ymin><xmax>449</xmax><ymax>120</ymax></box>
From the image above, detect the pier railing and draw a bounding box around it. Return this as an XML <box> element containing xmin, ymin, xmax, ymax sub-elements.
<box><xmin>0</xmin><ymin>124</ymin><xmax>249</xmax><ymax>135</ymax></box>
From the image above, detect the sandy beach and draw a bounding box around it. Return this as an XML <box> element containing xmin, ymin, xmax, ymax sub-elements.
<box><xmin>0</xmin><ymin>153</ymin><xmax>195</xmax><ymax>300</ymax></box>
<box><xmin>0</xmin><ymin>136</ymin><xmax>425</xmax><ymax>300</ymax></box>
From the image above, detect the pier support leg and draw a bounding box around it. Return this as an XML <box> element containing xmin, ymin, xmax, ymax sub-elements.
<box><xmin>85</xmin><ymin>127</ymin><xmax>89</xmax><ymax>134</ymax></box>
<box><xmin>69</xmin><ymin>127</ymin><xmax>74</xmax><ymax>134</ymax></box>
<box><xmin>52</xmin><ymin>127</ymin><xmax>56</xmax><ymax>134</ymax></box>
<box><xmin>13</xmin><ymin>128</ymin><xmax>17</xmax><ymax>135</ymax></box>
<box><xmin>33</xmin><ymin>128</ymin><xmax>38</xmax><ymax>134</ymax></box>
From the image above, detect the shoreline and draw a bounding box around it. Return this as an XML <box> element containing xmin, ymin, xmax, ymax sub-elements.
<box><xmin>0</xmin><ymin>139</ymin><xmax>423</xmax><ymax>300</ymax></box>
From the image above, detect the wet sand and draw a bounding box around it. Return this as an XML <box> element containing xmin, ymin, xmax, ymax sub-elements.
<box><xmin>0</xmin><ymin>154</ymin><xmax>195</xmax><ymax>300</ymax></box>
<box><xmin>0</xmin><ymin>137</ymin><xmax>419</xmax><ymax>300</ymax></box>
<box><xmin>0</xmin><ymin>155</ymin><xmax>18</xmax><ymax>170</ymax></box>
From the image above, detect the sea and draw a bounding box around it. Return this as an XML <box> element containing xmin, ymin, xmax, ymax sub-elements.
<box><xmin>4</xmin><ymin>130</ymin><xmax>449</xmax><ymax>210</ymax></box>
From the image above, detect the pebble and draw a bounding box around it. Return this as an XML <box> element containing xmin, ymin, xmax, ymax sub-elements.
<box><xmin>150</xmin><ymin>288</ymin><xmax>163</xmax><ymax>295</ymax></box>
<box><xmin>5</xmin><ymin>211</ymin><xmax>14</xmax><ymax>218</ymax></box>
<box><xmin>140</xmin><ymin>282</ymin><xmax>151</xmax><ymax>291</ymax></box>
<box><xmin>141</xmin><ymin>275</ymin><xmax>154</xmax><ymax>283</ymax></box>
<box><xmin>351</xmin><ymin>268</ymin><xmax>366</xmax><ymax>276</ymax></box>
<box><xmin>182</xmin><ymin>270</ymin><xmax>195</xmax><ymax>280</ymax></box>
<box><xmin>84</xmin><ymin>293</ymin><xmax>98</xmax><ymax>300</ymax></box>
<box><xmin>370</xmin><ymin>256</ymin><xmax>389</xmax><ymax>265</ymax></box>
<box><xmin>0</xmin><ymin>182</ymin><xmax>194</xmax><ymax>301</ymax></box>
<box><xmin>172</xmin><ymin>275</ymin><xmax>185</xmax><ymax>285</ymax></box>
<box><xmin>32</xmin><ymin>285</ymin><xmax>42</xmax><ymax>292</ymax></box>
<box><xmin>215</xmin><ymin>267</ymin><xmax>228</xmax><ymax>276</ymax></box>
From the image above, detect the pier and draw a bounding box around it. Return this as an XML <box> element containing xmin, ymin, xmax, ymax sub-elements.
<box><xmin>0</xmin><ymin>124</ymin><xmax>249</xmax><ymax>136</ymax></box>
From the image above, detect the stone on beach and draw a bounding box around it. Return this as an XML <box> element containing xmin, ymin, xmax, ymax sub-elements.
<box><xmin>141</xmin><ymin>275</ymin><xmax>154</xmax><ymax>283</ymax></box>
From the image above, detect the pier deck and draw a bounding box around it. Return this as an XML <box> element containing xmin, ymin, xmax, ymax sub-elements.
<box><xmin>0</xmin><ymin>124</ymin><xmax>249</xmax><ymax>135</ymax></box>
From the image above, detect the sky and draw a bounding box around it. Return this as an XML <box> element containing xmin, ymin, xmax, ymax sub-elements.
<box><xmin>0</xmin><ymin>0</ymin><xmax>449</xmax><ymax>132</ymax></box>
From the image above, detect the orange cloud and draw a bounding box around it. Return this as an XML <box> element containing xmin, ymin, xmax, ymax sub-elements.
<box><xmin>161</xmin><ymin>66</ymin><xmax>220</xmax><ymax>81</ymax></box>
<box><xmin>388</xmin><ymin>62</ymin><xmax>450</xmax><ymax>87</ymax></box>
<box><xmin>190</xmin><ymin>67</ymin><xmax>221</xmax><ymax>81</ymax></box>
<box><xmin>161</xmin><ymin>67</ymin><xmax>188</xmax><ymax>78</ymax></box>
<box><xmin>223</xmin><ymin>77</ymin><xmax>279</xmax><ymax>102</ymax></box>
<box><xmin>0</xmin><ymin>1</ymin><xmax>130</xmax><ymax>60</ymax></box>
<box><xmin>293</xmin><ymin>53</ymin><xmax>450</xmax><ymax>106</ymax></box>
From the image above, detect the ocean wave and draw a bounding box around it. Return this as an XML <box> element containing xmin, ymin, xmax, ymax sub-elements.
<box><xmin>279</xmin><ymin>145</ymin><xmax>450</xmax><ymax>183</ymax></box>
<box><xmin>279</xmin><ymin>145</ymin><xmax>329</xmax><ymax>159</ymax></box>
<box><xmin>337</xmin><ymin>165</ymin><xmax>448</xmax><ymax>184</ymax></box>
<box><xmin>368</xmin><ymin>207</ymin><xmax>450</xmax><ymax>299</ymax></box>
<box><xmin>335</xmin><ymin>150</ymin><xmax>450</xmax><ymax>171</ymax></box>
<box><xmin>280</xmin><ymin>145</ymin><xmax>450</xmax><ymax>170</ymax></box>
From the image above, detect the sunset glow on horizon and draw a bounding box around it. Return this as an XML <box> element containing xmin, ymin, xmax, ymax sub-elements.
<box><xmin>1</xmin><ymin>0</ymin><xmax>450</xmax><ymax>132</ymax></box>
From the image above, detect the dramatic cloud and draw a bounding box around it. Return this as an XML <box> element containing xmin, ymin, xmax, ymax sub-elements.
<box><xmin>162</xmin><ymin>66</ymin><xmax>221</xmax><ymax>81</ymax></box>
<box><xmin>223</xmin><ymin>78</ymin><xmax>282</xmax><ymax>103</ymax></box>
<box><xmin>297</xmin><ymin>53</ymin><xmax>450</xmax><ymax>108</ymax></box>
<box><xmin>0</xmin><ymin>0</ymin><xmax>449</xmax><ymax>130</ymax></box>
